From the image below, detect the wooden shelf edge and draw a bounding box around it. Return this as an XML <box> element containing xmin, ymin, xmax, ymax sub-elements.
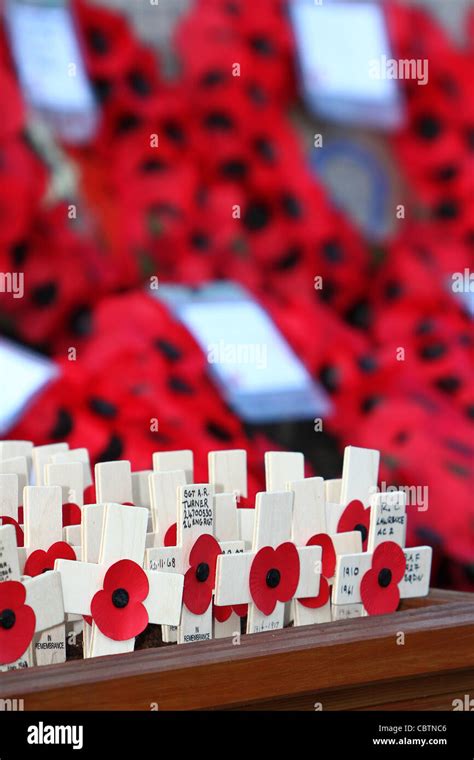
<box><xmin>1</xmin><ymin>589</ymin><xmax>473</xmax><ymax>710</ymax></box>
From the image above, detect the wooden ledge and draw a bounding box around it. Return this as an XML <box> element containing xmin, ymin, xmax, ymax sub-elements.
<box><xmin>1</xmin><ymin>589</ymin><xmax>473</xmax><ymax>710</ymax></box>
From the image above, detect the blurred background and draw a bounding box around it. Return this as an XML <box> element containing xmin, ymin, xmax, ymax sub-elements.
<box><xmin>0</xmin><ymin>0</ymin><xmax>472</xmax><ymax>589</ymax></box>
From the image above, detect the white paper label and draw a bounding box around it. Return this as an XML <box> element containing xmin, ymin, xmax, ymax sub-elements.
<box><xmin>0</xmin><ymin>339</ymin><xmax>58</xmax><ymax>434</ymax></box>
<box><xmin>6</xmin><ymin>0</ymin><xmax>97</xmax><ymax>140</ymax></box>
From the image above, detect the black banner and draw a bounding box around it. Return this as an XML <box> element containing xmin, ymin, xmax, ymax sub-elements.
<box><xmin>0</xmin><ymin>710</ymin><xmax>472</xmax><ymax>757</ymax></box>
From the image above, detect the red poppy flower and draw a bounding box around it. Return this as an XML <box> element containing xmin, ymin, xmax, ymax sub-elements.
<box><xmin>360</xmin><ymin>541</ymin><xmax>406</xmax><ymax>616</ymax></box>
<box><xmin>90</xmin><ymin>559</ymin><xmax>149</xmax><ymax>641</ymax></box>
<box><xmin>213</xmin><ymin>602</ymin><xmax>248</xmax><ymax>623</ymax></box>
<box><xmin>183</xmin><ymin>534</ymin><xmax>222</xmax><ymax>615</ymax></box>
<box><xmin>62</xmin><ymin>503</ymin><xmax>82</xmax><ymax>527</ymax></box>
<box><xmin>337</xmin><ymin>500</ymin><xmax>371</xmax><ymax>551</ymax></box>
<box><xmin>0</xmin><ymin>580</ymin><xmax>36</xmax><ymax>665</ymax></box>
<box><xmin>24</xmin><ymin>542</ymin><xmax>77</xmax><ymax>577</ymax></box>
<box><xmin>75</xmin><ymin>0</ymin><xmax>136</xmax><ymax>79</ymax></box>
<box><xmin>0</xmin><ymin>517</ymin><xmax>24</xmax><ymax>548</ymax></box>
<box><xmin>164</xmin><ymin>523</ymin><xmax>177</xmax><ymax>547</ymax></box>
<box><xmin>298</xmin><ymin>533</ymin><xmax>336</xmax><ymax>609</ymax></box>
<box><xmin>249</xmin><ymin>542</ymin><xmax>300</xmax><ymax>615</ymax></box>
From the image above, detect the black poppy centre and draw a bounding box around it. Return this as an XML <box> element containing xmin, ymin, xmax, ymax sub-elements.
<box><xmin>266</xmin><ymin>568</ymin><xmax>281</xmax><ymax>589</ymax></box>
<box><xmin>354</xmin><ymin>523</ymin><xmax>368</xmax><ymax>543</ymax></box>
<box><xmin>112</xmin><ymin>588</ymin><xmax>130</xmax><ymax>609</ymax></box>
<box><xmin>196</xmin><ymin>562</ymin><xmax>210</xmax><ymax>583</ymax></box>
<box><xmin>377</xmin><ymin>568</ymin><xmax>392</xmax><ymax>588</ymax></box>
<box><xmin>0</xmin><ymin>608</ymin><xmax>16</xmax><ymax>630</ymax></box>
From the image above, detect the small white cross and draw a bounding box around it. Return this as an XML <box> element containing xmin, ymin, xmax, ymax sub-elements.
<box><xmin>23</xmin><ymin>485</ymin><xmax>78</xmax><ymax>664</ymax></box>
<box><xmin>289</xmin><ymin>476</ymin><xmax>362</xmax><ymax>626</ymax></box>
<box><xmin>51</xmin><ymin>447</ymin><xmax>93</xmax><ymax>489</ymax></box>
<box><xmin>215</xmin><ymin>490</ymin><xmax>322</xmax><ymax>634</ymax></box>
<box><xmin>147</xmin><ymin>483</ymin><xmax>244</xmax><ymax>643</ymax></box>
<box><xmin>0</xmin><ymin>524</ymin><xmax>65</xmax><ymax>671</ymax></box>
<box><xmin>208</xmin><ymin>449</ymin><xmax>247</xmax><ymax>501</ymax></box>
<box><xmin>264</xmin><ymin>451</ymin><xmax>304</xmax><ymax>492</ymax></box>
<box><xmin>333</xmin><ymin>491</ymin><xmax>431</xmax><ymax>615</ymax></box>
<box><xmin>325</xmin><ymin>445</ymin><xmax>379</xmax><ymax>541</ymax></box>
<box><xmin>95</xmin><ymin>460</ymin><xmax>133</xmax><ymax>505</ymax></box>
<box><xmin>153</xmin><ymin>450</ymin><xmax>194</xmax><ymax>484</ymax></box>
<box><xmin>32</xmin><ymin>443</ymin><xmax>69</xmax><ymax>486</ymax></box>
<box><xmin>56</xmin><ymin>503</ymin><xmax>184</xmax><ymax>658</ymax></box>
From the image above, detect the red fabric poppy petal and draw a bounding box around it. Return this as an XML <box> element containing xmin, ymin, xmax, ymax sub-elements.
<box><xmin>49</xmin><ymin>542</ymin><xmax>77</xmax><ymax>563</ymax></box>
<box><xmin>249</xmin><ymin>546</ymin><xmax>279</xmax><ymax>615</ymax></box>
<box><xmin>25</xmin><ymin>541</ymin><xmax>76</xmax><ymax>577</ymax></box>
<box><xmin>274</xmin><ymin>542</ymin><xmax>300</xmax><ymax>602</ymax></box>
<box><xmin>0</xmin><ymin>580</ymin><xmax>26</xmax><ymax>610</ymax></box>
<box><xmin>24</xmin><ymin>550</ymin><xmax>48</xmax><ymax>578</ymax></box>
<box><xmin>0</xmin><ymin>601</ymin><xmax>35</xmax><ymax>665</ymax></box>
<box><xmin>361</xmin><ymin>569</ymin><xmax>401</xmax><ymax>615</ymax></box>
<box><xmin>62</xmin><ymin>503</ymin><xmax>82</xmax><ymax>527</ymax></box>
<box><xmin>102</xmin><ymin>560</ymin><xmax>149</xmax><ymax>603</ymax></box>
<box><xmin>183</xmin><ymin>566</ymin><xmax>213</xmax><ymax>614</ymax></box>
<box><xmin>90</xmin><ymin>589</ymin><xmax>149</xmax><ymax>641</ymax></box>
<box><xmin>307</xmin><ymin>533</ymin><xmax>336</xmax><ymax>578</ymax></box>
<box><xmin>164</xmin><ymin>523</ymin><xmax>177</xmax><ymax>547</ymax></box>
<box><xmin>371</xmin><ymin>541</ymin><xmax>406</xmax><ymax>583</ymax></box>
<box><xmin>337</xmin><ymin>500</ymin><xmax>370</xmax><ymax>550</ymax></box>
<box><xmin>188</xmin><ymin>534</ymin><xmax>222</xmax><ymax>587</ymax></box>
<box><xmin>298</xmin><ymin>576</ymin><xmax>330</xmax><ymax>609</ymax></box>
<box><xmin>213</xmin><ymin>603</ymin><xmax>233</xmax><ymax>623</ymax></box>
<box><xmin>0</xmin><ymin>517</ymin><xmax>24</xmax><ymax>547</ymax></box>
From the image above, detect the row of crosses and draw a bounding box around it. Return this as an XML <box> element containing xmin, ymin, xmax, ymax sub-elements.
<box><xmin>0</xmin><ymin>440</ymin><xmax>432</xmax><ymax>667</ymax></box>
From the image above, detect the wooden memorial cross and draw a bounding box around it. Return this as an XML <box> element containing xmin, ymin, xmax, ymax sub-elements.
<box><xmin>153</xmin><ymin>450</ymin><xmax>194</xmax><ymax>483</ymax></box>
<box><xmin>149</xmin><ymin>469</ymin><xmax>186</xmax><ymax>548</ymax></box>
<box><xmin>147</xmin><ymin>482</ymin><xmax>244</xmax><ymax>644</ymax></box>
<box><xmin>325</xmin><ymin>446</ymin><xmax>380</xmax><ymax>548</ymax></box>
<box><xmin>45</xmin><ymin>461</ymin><xmax>84</xmax><ymax>545</ymax></box>
<box><xmin>51</xmin><ymin>447</ymin><xmax>93</xmax><ymax>490</ymax></box>
<box><xmin>80</xmin><ymin>503</ymin><xmax>106</xmax><ymax>657</ymax></box>
<box><xmin>208</xmin><ymin>450</ymin><xmax>248</xmax><ymax>637</ymax></box>
<box><xmin>264</xmin><ymin>451</ymin><xmax>304</xmax><ymax>492</ymax></box>
<box><xmin>0</xmin><ymin>455</ymin><xmax>29</xmax><ymax>523</ymax></box>
<box><xmin>32</xmin><ymin>443</ymin><xmax>69</xmax><ymax>486</ymax></box>
<box><xmin>215</xmin><ymin>490</ymin><xmax>323</xmax><ymax>634</ymax></box>
<box><xmin>0</xmin><ymin>440</ymin><xmax>33</xmax><ymax>482</ymax></box>
<box><xmin>132</xmin><ymin>470</ymin><xmax>153</xmax><ymax>512</ymax></box>
<box><xmin>209</xmin><ymin>449</ymin><xmax>247</xmax><ymax>502</ymax></box>
<box><xmin>95</xmin><ymin>460</ymin><xmax>133</xmax><ymax>505</ymax></box>
<box><xmin>333</xmin><ymin>490</ymin><xmax>432</xmax><ymax>616</ymax></box>
<box><xmin>23</xmin><ymin>486</ymin><xmax>78</xmax><ymax>664</ymax></box>
<box><xmin>0</xmin><ymin>524</ymin><xmax>65</xmax><ymax>671</ymax></box>
<box><xmin>56</xmin><ymin>503</ymin><xmax>184</xmax><ymax>657</ymax></box>
<box><xmin>0</xmin><ymin>472</ymin><xmax>24</xmax><ymax>547</ymax></box>
<box><xmin>147</xmin><ymin>469</ymin><xmax>187</xmax><ymax>643</ymax></box>
<box><xmin>290</xmin><ymin>476</ymin><xmax>362</xmax><ymax>626</ymax></box>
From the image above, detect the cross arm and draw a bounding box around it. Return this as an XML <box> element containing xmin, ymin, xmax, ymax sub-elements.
<box><xmin>215</xmin><ymin>552</ymin><xmax>253</xmax><ymax>607</ymax></box>
<box><xmin>55</xmin><ymin>559</ymin><xmax>102</xmax><ymax>615</ymax></box>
